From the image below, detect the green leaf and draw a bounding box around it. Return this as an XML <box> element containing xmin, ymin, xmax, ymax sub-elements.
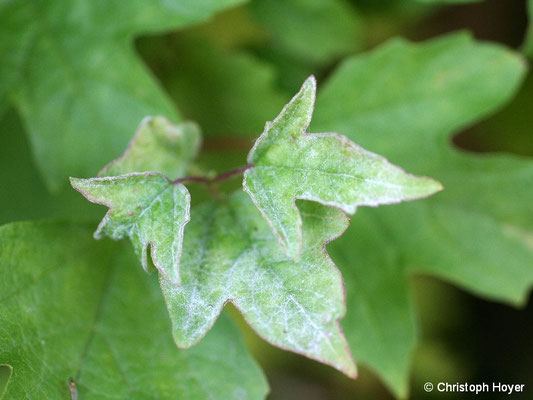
<box><xmin>525</xmin><ymin>0</ymin><xmax>533</xmax><ymax>57</ymax></box>
<box><xmin>250</xmin><ymin>0</ymin><xmax>362</xmax><ymax>64</ymax></box>
<box><xmin>71</xmin><ymin>174</ymin><xmax>190</xmax><ymax>285</ymax></box>
<box><xmin>143</xmin><ymin>37</ymin><xmax>288</xmax><ymax>137</ymax></box>
<box><xmin>244</xmin><ymin>76</ymin><xmax>442</xmax><ymax>260</ymax></box>
<box><xmin>160</xmin><ymin>192</ymin><xmax>357</xmax><ymax>378</ymax></box>
<box><xmin>0</xmin><ymin>222</ymin><xmax>268</xmax><ymax>399</ymax></box>
<box><xmin>0</xmin><ymin>0</ymin><xmax>244</xmax><ymax>191</ymax></box>
<box><xmin>70</xmin><ymin>116</ymin><xmax>201</xmax><ymax>284</ymax></box>
<box><xmin>310</xmin><ymin>32</ymin><xmax>532</xmax><ymax>397</ymax></box>
<box><xmin>100</xmin><ymin>116</ymin><xmax>201</xmax><ymax>179</ymax></box>
<box><xmin>0</xmin><ymin>109</ymin><xmax>104</xmax><ymax>225</ymax></box>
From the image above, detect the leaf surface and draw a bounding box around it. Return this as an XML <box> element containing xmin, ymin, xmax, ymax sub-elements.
<box><xmin>525</xmin><ymin>0</ymin><xmax>533</xmax><ymax>57</ymax></box>
<box><xmin>70</xmin><ymin>117</ymin><xmax>201</xmax><ymax>284</ymax></box>
<box><xmin>160</xmin><ymin>192</ymin><xmax>357</xmax><ymax>378</ymax></box>
<box><xmin>100</xmin><ymin>116</ymin><xmax>201</xmax><ymax>179</ymax></box>
<box><xmin>250</xmin><ymin>0</ymin><xmax>362</xmax><ymax>64</ymax></box>
<box><xmin>244</xmin><ymin>77</ymin><xmax>442</xmax><ymax>260</ymax></box>
<box><xmin>141</xmin><ymin>37</ymin><xmax>288</xmax><ymax>137</ymax></box>
<box><xmin>0</xmin><ymin>222</ymin><xmax>268</xmax><ymax>400</ymax></box>
<box><xmin>71</xmin><ymin>174</ymin><xmax>190</xmax><ymax>284</ymax></box>
<box><xmin>310</xmin><ymin>32</ymin><xmax>533</xmax><ymax>397</ymax></box>
<box><xmin>0</xmin><ymin>0</ymin><xmax>243</xmax><ymax>190</ymax></box>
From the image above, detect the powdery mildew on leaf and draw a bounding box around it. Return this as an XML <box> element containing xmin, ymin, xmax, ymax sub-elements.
<box><xmin>100</xmin><ymin>116</ymin><xmax>201</xmax><ymax>179</ymax></box>
<box><xmin>71</xmin><ymin>174</ymin><xmax>190</xmax><ymax>285</ymax></box>
<box><xmin>160</xmin><ymin>192</ymin><xmax>357</xmax><ymax>378</ymax></box>
<box><xmin>244</xmin><ymin>76</ymin><xmax>442</xmax><ymax>260</ymax></box>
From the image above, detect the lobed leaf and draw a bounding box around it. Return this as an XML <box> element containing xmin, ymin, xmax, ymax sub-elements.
<box><xmin>160</xmin><ymin>192</ymin><xmax>357</xmax><ymax>378</ymax></box>
<box><xmin>0</xmin><ymin>222</ymin><xmax>268</xmax><ymax>399</ymax></box>
<box><xmin>244</xmin><ymin>76</ymin><xmax>442</xmax><ymax>260</ymax></box>
<box><xmin>311</xmin><ymin>32</ymin><xmax>532</xmax><ymax>397</ymax></box>
<box><xmin>0</xmin><ymin>0</ymin><xmax>244</xmax><ymax>191</ymax></box>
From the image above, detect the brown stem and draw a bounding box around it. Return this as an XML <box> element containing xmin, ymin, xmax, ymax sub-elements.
<box><xmin>173</xmin><ymin>164</ymin><xmax>252</xmax><ymax>186</ymax></box>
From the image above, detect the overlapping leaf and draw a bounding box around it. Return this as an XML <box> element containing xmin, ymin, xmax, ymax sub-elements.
<box><xmin>0</xmin><ymin>222</ymin><xmax>268</xmax><ymax>399</ymax></box>
<box><xmin>310</xmin><ymin>32</ymin><xmax>533</xmax><ymax>397</ymax></box>
<box><xmin>100</xmin><ymin>116</ymin><xmax>201</xmax><ymax>179</ymax></box>
<box><xmin>244</xmin><ymin>77</ymin><xmax>442</xmax><ymax>260</ymax></box>
<box><xmin>71</xmin><ymin>117</ymin><xmax>199</xmax><ymax>284</ymax></box>
<box><xmin>160</xmin><ymin>192</ymin><xmax>357</xmax><ymax>378</ymax></box>
<box><xmin>0</xmin><ymin>0</ymin><xmax>244</xmax><ymax>190</ymax></box>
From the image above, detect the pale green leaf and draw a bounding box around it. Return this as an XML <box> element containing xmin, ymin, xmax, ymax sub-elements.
<box><xmin>100</xmin><ymin>116</ymin><xmax>201</xmax><ymax>179</ymax></box>
<box><xmin>0</xmin><ymin>222</ymin><xmax>268</xmax><ymax>399</ymax></box>
<box><xmin>0</xmin><ymin>0</ymin><xmax>244</xmax><ymax>191</ymax></box>
<box><xmin>244</xmin><ymin>77</ymin><xmax>442</xmax><ymax>260</ymax></box>
<box><xmin>71</xmin><ymin>174</ymin><xmax>190</xmax><ymax>285</ymax></box>
<box><xmin>310</xmin><ymin>32</ymin><xmax>532</xmax><ymax>397</ymax></box>
<box><xmin>160</xmin><ymin>192</ymin><xmax>357</xmax><ymax>378</ymax></box>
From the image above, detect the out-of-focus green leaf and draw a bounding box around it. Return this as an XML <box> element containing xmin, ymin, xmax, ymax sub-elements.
<box><xmin>141</xmin><ymin>36</ymin><xmax>288</xmax><ymax>137</ymax></box>
<box><xmin>0</xmin><ymin>221</ymin><xmax>268</xmax><ymax>399</ymax></box>
<box><xmin>525</xmin><ymin>0</ymin><xmax>533</xmax><ymax>57</ymax></box>
<box><xmin>0</xmin><ymin>0</ymin><xmax>244</xmax><ymax>191</ymax></box>
<box><xmin>244</xmin><ymin>76</ymin><xmax>441</xmax><ymax>260</ymax></box>
<box><xmin>414</xmin><ymin>0</ymin><xmax>480</xmax><ymax>3</ymax></box>
<box><xmin>161</xmin><ymin>192</ymin><xmax>357</xmax><ymax>378</ymax></box>
<box><xmin>250</xmin><ymin>0</ymin><xmax>362</xmax><ymax>64</ymax></box>
<box><xmin>310</xmin><ymin>32</ymin><xmax>532</xmax><ymax>397</ymax></box>
<box><xmin>0</xmin><ymin>109</ymin><xmax>102</xmax><ymax>225</ymax></box>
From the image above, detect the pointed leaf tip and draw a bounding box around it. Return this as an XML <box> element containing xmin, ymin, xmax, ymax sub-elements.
<box><xmin>245</xmin><ymin>77</ymin><xmax>442</xmax><ymax>260</ymax></box>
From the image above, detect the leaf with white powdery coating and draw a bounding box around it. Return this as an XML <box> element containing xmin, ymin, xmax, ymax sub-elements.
<box><xmin>160</xmin><ymin>191</ymin><xmax>357</xmax><ymax>378</ymax></box>
<box><xmin>71</xmin><ymin>173</ymin><xmax>189</xmax><ymax>285</ymax></box>
<box><xmin>100</xmin><ymin>116</ymin><xmax>201</xmax><ymax>179</ymax></box>
<box><xmin>244</xmin><ymin>76</ymin><xmax>442</xmax><ymax>260</ymax></box>
<box><xmin>71</xmin><ymin>117</ymin><xmax>201</xmax><ymax>284</ymax></box>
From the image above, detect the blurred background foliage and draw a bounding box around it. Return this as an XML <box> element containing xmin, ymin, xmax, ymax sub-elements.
<box><xmin>1</xmin><ymin>0</ymin><xmax>532</xmax><ymax>399</ymax></box>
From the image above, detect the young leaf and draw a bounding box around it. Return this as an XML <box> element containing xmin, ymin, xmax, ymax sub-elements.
<box><xmin>71</xmin><ymin>174</ymin><xmax>190</xmax><ymax>285</ymax></box>
<box><xmin>0</xmin><ymin>222</ymin><xmax>268</xmax><ymax>399</ymax></box>
<box><xmin>160</xmin><ymin>192</ymin><xmax>357</xmax><ymax>378</ymax></box>
<box><xmin>311</xmin><ymin>32</ymin><xmax>532</xmax><ymax>397</ymax></box>
<box><xmin>71</xmin><ymin>117</ymin><xmax>201</xmax><ymax>284</ymax></box>
<box><xmin>99</xmin><ymin>116</ymin><xmax>201</xmax><ymax>179</ymax></box>
<box><xmin>244</xmin><ymin>76</ymin><xmax>442</xmax><ymax>260</ymax></box>
<box><xmin>0</xmin><ymin>0</ymin><xmax>244</xmax><ymax>191</ymax></box>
